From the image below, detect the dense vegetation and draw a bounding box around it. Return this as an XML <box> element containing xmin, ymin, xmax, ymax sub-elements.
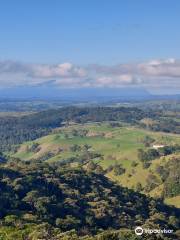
<box><xmin>0</xmin><ymin>105</ymin><xmax>180</xmax><ymax>152</ymax></box>
<box><xmin>156</xmin><ymin>157</ymin><xmax>180</xmax><ymax>198</ymax></box>
<box><xmin>138</xmin><ymin>145</ymin><xmax>180</xmax><ymax>168</ymax></box>
<box><xmin>140</xmin><ymin>118</ymin><xmax>180</xmax><ymax>134</ymax></box>
<box><xmin>0</xmin><ymin>106</ymin><xmax>149</xmax><ymax>151</ymax></box>
<box><xmin>9</xmin><ymin>119</ymin><xmax>180</xmax><ymax>207</ymax></box>
<box><xmin>0</xmin><ymin>101</ymin><xmax>180</xmax><ymax>239</ymax></box>
<box><xmin>0</xmin><ymin>160</ymin><xmax>179</xmax><ymax>240</ymax></box>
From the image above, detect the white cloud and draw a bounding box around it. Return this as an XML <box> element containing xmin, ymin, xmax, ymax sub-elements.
<box><xmin>30</xmin><ymin>62</ymin><xmax>86</xmax><ymax>78</ymax></box>
<box><xmin>95</xmin><ymin>74</ymin><xmax>137</xmax><ymax>87</ymax></box>
<box><xmin>137</xmin><ymin>58</ymin><xmax>180</xmax><ymax>77</ymax></box>
<box><xmin>0</xmin><ymin>59</ymin><xmax>179</xmax><ymax>93</ymax></box>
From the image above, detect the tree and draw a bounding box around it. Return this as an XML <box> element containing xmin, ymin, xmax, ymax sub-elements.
<box><xmin>4</xmin><ymin>215</ymin><xmax>19</xmax><ymax>227</ymax></box>
<box><xmin>136</xmin><ymin>182</ymin><xmax>143</xmax><ymax>192</ymax></box>
<box><xmin>142</xmin><ymin>135</ymin><xmax>155</xmax><ymax>147</ymax></box>
<box><xmin>87</xmin><ymin>161</ymin><xmax>97</xmax><ymax>171</ymax></box>
<box><xmin>23</xmin><ymin>190</ymin><xmax>40</xmax><ymax>209</ymax></box>
<box><xmin>131</xmin><ymin>161</ymin><xmax>138</xmax><ymax>167</ymax></box>
<box><xmin>145</xmin><ymin>174</ymin><xmax>161</xmax><ymax>192</ymax></box>
<box><xmin>70</xmin><ymin>144</ymin><xmax>81</xmax><ymax>152</ymax></box>
<box><xmin>114</xmin><ymin>164</ymin><xmax>125</xmax><ymax>176</ymax></box>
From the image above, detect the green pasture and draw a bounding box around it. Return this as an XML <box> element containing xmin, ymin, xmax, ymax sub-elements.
<box><xmin>11</xmin><ymin>122</ymin><xmax>180</xmax><ymax>207</ymax></box>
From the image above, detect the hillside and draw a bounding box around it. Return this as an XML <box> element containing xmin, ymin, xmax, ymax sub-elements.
<box><xmin>10</xmin><ymin>122</ymin><xmax>180</xmax><ymax>208</ymax></box>
<box><xmin>0</xmin><ymin>106</ymin><xmax>149</xmax><ymax>152</ymax></box>
<box><xmin>0</xmin><ymin>160</ymin><xmax>179</xmax><ymax>240</ymax></box>
<box><xmin>1</xmin><ymin>104</ymin><xmax>180</xmax><ymax>239</ymax></box>
<box><xmin>1</xmin><ymin>105</ymin><xmax>179</xmax><ymax>152</ymax></box>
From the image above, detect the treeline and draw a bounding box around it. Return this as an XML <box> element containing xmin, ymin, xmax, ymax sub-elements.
<box><xmin>140</xmin><ymin>118</ymin><xmax>180</xmax><ymax>134</ymax></box>
<box><xmin>140</xmin><ymin>157</ymin><xmax>180</xmax><ymax>196</ymax></box>
<box><xmin>0</xmin><ymin>106</ymin><xmax>150</xmax><ymax>151</ymax></box>
<box><xmin>156</xmin><ymin>157</ymin><xmax>180</xmax><ymax>198</ymax></box>
<box><xmin>0</xmin><ymin>106</ymin><xmax>179</xmax><ymax>152</ymax></box>
<box><xmin>0</xmin><ymin>110</ymin><xmax>63</xmax><ymax>151</ymax></box>
<box><xmin>138</xmin><ymin>145</ymin><xmax>180</xmax><ymax>168</ymax></box>
<box><xmin>0</xmin><ymin>160</ymin><xmax>179</xmax><ymax>239</ymax></box>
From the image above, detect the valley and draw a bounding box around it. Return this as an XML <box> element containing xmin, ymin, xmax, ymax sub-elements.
<box><xmin>10</xmin><ymin>121</ymin><xmax>180</xmax><ymax>207</ymax></box>
<box><xmin>0</xmin><ymin>101</ymin><xmax>180</xmax><ymax>239</ymax></box>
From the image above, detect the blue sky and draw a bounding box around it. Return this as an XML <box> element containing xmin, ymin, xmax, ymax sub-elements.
<box><xmin>0</xmin><ymin>0</ymin><xmax>180</xmax><ymax>93</ymax></box>
<box><xmin>1</xmin><ymin>0</ymin><xmax>180</xmax><ymax>64</ymax></box>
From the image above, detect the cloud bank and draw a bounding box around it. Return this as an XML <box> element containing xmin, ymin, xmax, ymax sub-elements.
<box><xmin>0</xmin><ymin>58</ymin><xmax>180</xmax><ymax>93</ymax></box>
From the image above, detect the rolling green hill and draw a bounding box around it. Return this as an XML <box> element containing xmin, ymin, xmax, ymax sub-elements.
<box><xmin>10</xmin><ymin>122</ymin><xmax>180</xmax><ymax>208</ymax></box>
<box><xmin>0</xmin><ymin>106</ymin><xmax>149</xmax><ymax>152</ymax></box>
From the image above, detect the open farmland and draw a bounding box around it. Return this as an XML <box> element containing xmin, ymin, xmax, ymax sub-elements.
<box><xmin>11</xmin><ymin>122</ymin><xmax>180</xmax><ymax>207</ymax></box>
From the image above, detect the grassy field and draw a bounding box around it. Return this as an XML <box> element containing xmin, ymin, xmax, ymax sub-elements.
<box><xmin>165</xmin><ymin>196</ymin><xmax>180</xmax><ymax>208</ymax></box>
<box><xmin>11</xmin><ymin>122</ymin><xmax>180</xmax><ymax>207</ymax></box>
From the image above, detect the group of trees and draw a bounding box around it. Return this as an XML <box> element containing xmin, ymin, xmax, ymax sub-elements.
<box><xmin>138</xmin><ymin>148</ymin><xmax>160</xmax><ymax>168</ymax></box>
<box><xmin>0</xmin><ymin>106</ymin><xmax>152</xmax><ymax>152</ymax></box>
<box><xmin>142</xmin><ymin>157</ymin><xmax>180</xmax><ymax>196</ymax></box>
<box><xmin>108</xmin><ymin>163</ymin><xmax>126</xmax><ymax>176</ymax></box>
<box><xmin>141</xmin><ymin>135</ymin><xmax>155</xmax><ymax>147</ymax></box>
<box><xmin>70</xmin><ymin>144</ymin><xmax>91</xmax><ymax>153</ymax></box>
<box><xmin>0</xmin><ymin>105</ymin><xmax>179</xmax><ymax>152</ymax></box>
<box><xmin>145</xmin><ymin>174</ymin><xmax>161</xmax><ymax>192</ymax></box>
<box><xmin>0</xmin><ymin>160</ymin><xmax>179</xmax><ymax>239</ymax></box>
<box><xmin>156</xmin><ymin>157</ymin><xmax>180</xmax><ymax>198</ymax></box>
<box><xmin>140</xmin><ymin>118</ymin><xmax>180</xmax><ymax>134</ymax></box>
<box><xmin>137</xmin><ymin>145</ymin><xmax>180</xmax><ymax>168</ymax></box>
<box><xmin>138</xmin><ymin>148</ymin><xmax>159</xmax><ymax>161</ymax></box>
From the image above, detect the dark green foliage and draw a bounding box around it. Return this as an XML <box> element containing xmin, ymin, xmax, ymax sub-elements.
<box><xmin>142</xmin><ymin>161</ymin><xmax>151</xmax><ymax>169</ymax></box>
<box><xmin>138</xmin><ymin>149</ymin><xmax>160</xmax><ymax>162</ymax></box>
<box><xmin>36</xmin><ymin>152</ymin><xmax>56</xmax><ymax>161</ymax></box>
<box><xmin>0</xmin><ymin>103</ymin><xmax>179</xmax><ymax>239</ymax></box>
<box><xmin>70</xmin><ymin>144</ymin><xmax>82</xmax><ymax>152</ymax></box>
<box><xmin>156</xmin><ymin>165</ymin><xmax>169</xmax><ymax>182</ymax></box>
<box><xmin>162</xmin><ymin>157</ymin><xmax>180</xmax><ymax>197</ymax></box>
<box><xmin>0</xmin><ymin>152</ymin><xmax>7</xmax><ymax>163</ymax></box>
<box><xmin>142</xmin><ymin>135</ymin><xmax>155</xmax><ymax>147</ymax></box>
<box><xmin>109</xmin><ymin>122</ymin><xmax>122</xmax><ymax>128</ymax></box>
<box><xmin>145</xmin><ymin>174</ymin><xmax>161</xmax><ymax>192</ymax></box>
<box><xmin>140</xmin><ymin>118</ymin><xmax>180</xmax><ymax>134</ymax></box>
<box><xmin>0</xmin><ymin>111</ymin><xmax>62</xmax><ymax>151</ymax></box>
<box><xmin>0</xmin><ymin>106</ymin><xmax>149</xmax><ymax>151</ymax></box>
<box><xmin>138</xmin><ymin>145</ymin><xmax>180</xmax><ymax>166</ymax></box>
<box><xmin>149</xmin><ymin>119</ymin><xmax>180</xmax><ymax>134</ymax></box>
<box><xmin>28</xmin><ymin>142</ymin><xmax>40</xmax><ymax>153</ymax></box>
<box><xmin>136</xmin><ymin>182</ymin><xmax>143</xmax><ymax>192</ymax></box>
<box><xmin>159</xmin><ymin>145</ymin><xmax>180</xmax><ymax>156</ymax></box>
<box><xmin>0</xmin><ymin>105</ymin><xmax>180</xmax><ymax>152</ymax></box>
<box><xmin>0</xmin><ymin>160</ymin><xmax>179</xmax><ymax>238</ymax></box>
<box><xmin>113</xmin><ymin>164</ymin><xmax>126</xmax><ymax>176</ymax></box>
<box><xmin>155</xmin><ymin>157</ymin><xmax>180</xmax><ymax>198</ymax></box>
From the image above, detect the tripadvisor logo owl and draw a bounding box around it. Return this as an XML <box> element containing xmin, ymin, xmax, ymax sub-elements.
<box><xmin>135</xmin><ymin>226</ymin><xmax>174</xmax><ymax>235</ymax></box>
<box><xmin>135</xmin><ymin>226</ymin><xmax>143</xmax><ymax>236</ymax></box>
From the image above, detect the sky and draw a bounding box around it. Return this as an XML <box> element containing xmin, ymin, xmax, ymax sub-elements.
<box><xmin>0</xmin><ymin>0</ymin><xmax>180</xmax><ymax>94</ymax></box>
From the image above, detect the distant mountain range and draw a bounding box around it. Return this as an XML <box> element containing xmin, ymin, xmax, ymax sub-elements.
<box><xmin>0</xmin><ymin>85</ymin><xmax>179</xmax><ymax>102</ymax></box>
